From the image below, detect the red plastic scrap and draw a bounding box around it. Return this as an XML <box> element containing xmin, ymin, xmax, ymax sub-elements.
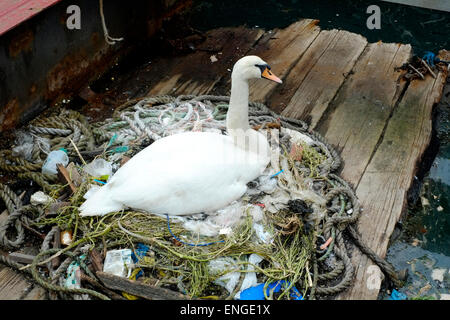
<box><xmin>319</xmin><ymin>237</ymin><xmax>333</xmax><ymax>250</ymax></box>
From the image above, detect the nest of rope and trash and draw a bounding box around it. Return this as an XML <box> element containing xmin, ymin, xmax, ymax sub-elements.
<box><xmin>0</xmin><ymin>95</ymin><xmax>400</xmax><ymax>300</ymax></box>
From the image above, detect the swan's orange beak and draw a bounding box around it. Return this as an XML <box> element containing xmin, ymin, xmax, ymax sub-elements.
<box><xmin>261</xmin><ymin>67</ymin><xmax>282</xmax><ymax>84</ymax></box>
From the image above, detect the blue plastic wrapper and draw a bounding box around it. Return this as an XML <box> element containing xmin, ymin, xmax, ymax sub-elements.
<box><xmin>131</xmin><ymin>243</ymin><xmax>150</xmax><ymax>279</ymax></box>
<box><xmin>239</xmin><ymin>280</ymin><xmax>303</xmax><ymax>300</ymax></box>
<box><xmin>390</xmin><ymin>289</ymin><xmax>407</xmax><ymax>300</ymax></box>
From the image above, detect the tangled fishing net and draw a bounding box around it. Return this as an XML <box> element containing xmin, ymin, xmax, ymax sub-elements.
<box><xmin>0</xmin><ymin>95</ymin><xmax>401</xmax><ymax>300</ymax></box>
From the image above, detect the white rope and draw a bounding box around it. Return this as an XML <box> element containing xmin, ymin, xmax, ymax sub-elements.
<box><xmin>99</xmin><ymin>0</ymin><xmax>124</xmax><ymax>45</ymax></box>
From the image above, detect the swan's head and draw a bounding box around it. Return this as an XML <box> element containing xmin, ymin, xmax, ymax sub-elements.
<box><xmin>232</xmin><ymin>55</ymin><xmax>282</xmax><ymax>83</ymax></box>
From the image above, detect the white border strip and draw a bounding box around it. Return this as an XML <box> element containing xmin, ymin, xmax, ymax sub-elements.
<box><xmin>380</xmin><ymin>0</ymin><xmax>450</xmax><ymax>12</ymax></box>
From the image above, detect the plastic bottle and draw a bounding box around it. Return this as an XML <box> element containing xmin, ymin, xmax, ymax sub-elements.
<box><xmin>41</xmin><ymin>148</ymin><xmax>69</xmax><ymax>175</ymax></box>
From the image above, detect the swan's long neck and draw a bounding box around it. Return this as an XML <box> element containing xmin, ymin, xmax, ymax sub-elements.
<box><xmin>227</xmin><ymin>75</ymin><xmax>250</xmax><ymax>132</ymax></box>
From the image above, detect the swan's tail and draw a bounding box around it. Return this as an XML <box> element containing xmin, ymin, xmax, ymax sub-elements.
<box><xmin>79</xmin><ymin>186</ymin><xmax>123</xmax><ymax>216</ymax></box>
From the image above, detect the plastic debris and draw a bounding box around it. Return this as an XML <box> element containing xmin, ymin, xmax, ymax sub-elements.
<box><xmin>166</xmin><ymin>214</ymin><xmax>224</xmax><ymax>247</ymax></box>
<box><xmin>390</xmin><ymin>289</ymin><xmax>407</xmax><ymax>300</ymax></box>
<box><xmin>103</xmin><ymin>249</ymin><xmax>134</xmax><ymax>278</ymax></box>
<box><xmin>60</xmin><ymin>230</ymin><xmax>73</xmax><ymax>246</ymax></box>
<box><xmin>235</xmin><ymin>254</ymin><xmax>263</xmax><ymax>299</ymax></box>
<box><xmin>253</xmin><ymin>222</ymin><xmax>273</xmax><ymax>244</ymax></box>
<box><xmin>131</xmin><ymin>243</ymin><xmax>150</xmax><ymax>279</ymax></box>
<box><xmin>219</xmin><ymin>226</ymin><xmax>232</xmax><ymax>235</ymax></box>
<box><xmin>249</xmin><ymin>205</ymin><xmax>264</xmax><ymax>222</ymax></box>
<box><xmin>285</xmin><ymin>128</ymin><xmax>315</xmax><ymax>145</ymax></box>
<box><xmin>11</xmin><ymin>130</ymin><xmax>35</xmax><ymax>161</ymax></box>
<box><xmin>319</xmin><ymin>237</ymin><xmax>333</xmax><ymax>250</ymax></box>
<box><xmin>181</xmin><ymin>201</ymin><xmax>247</xmax><ymax>237</ymax></box>
<box><xmin>41</xmin><ymin>148</ymin><xmax>69</xmax><ymax>175</ymax></box>
<box><xmin>83</xmin><ymin>158</ymin><xmax>113</xmax><ymax>179</ymax></box>
<box><xmin>257</xmin><ymin>174</ymin><xmax>278</xmax><ymax>193</ymax></box>
<box><xmin>30</xmin><ymin>191</ymin><xmax>55</xmax><ymax>206</ymax></box>
<box><xmin>431</xmin><ymin>268</ymin><xmax>446</xmax><ymax>282</ymax></box>
<box><xmin>131</xmin><ymin>243</ymin><xmax>150</xmax><ymax>263</ymax></box>
<box><xmin>208</xmin><ymin>257</ymin><xmax>241</xmax><ymax>294</ymax></box>
<box><xmin>422</xmin><ymin>51</ymin><xmax>450</xmax><ymax>67</ymax></box>
<box><xmin>239</xmin><ymin>280</ymin><xmax>303</xmax><ymax>300</ymax></box>
<box><xmin>122</xmin><ymin>268</ymin><xmax>143</xmax><ymax>300</ymax></box>
<box><xmin>64</xmin><ymin>254</ymin><xmax>86</xmax><ymax>289</ymax></box>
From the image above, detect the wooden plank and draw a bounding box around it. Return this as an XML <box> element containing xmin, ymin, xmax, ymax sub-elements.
<box><xmin>268</xmin><ymin>28</ymin><xmax>339</xmax><ymax>113</ymax></box>
<box><xmin>315</xmin><ymin>42</ymin><xmax>412</xmax><ymax>185</ymax></box>
<box><xmin>96</xmin><ymin>271</ymin><xmax>188</xmax><ymax>300</ymax></box>
<box><xmin>278</xmin><ymin>30</ymin><xmax>368</xmax><ymax>127</ymax></box>
<box><xmin>248</xmin><ymin>19</ymin><xmax>321</xmax><ymax>102</ymax></box>
<box><xmin>339</xmin><ymin>70</ymin><xmax>447</xmax><ymax>300</ymax></box>
<box><xmin>0</xmin><ymin>266</ymin><xmax>33</xmax><ymax>299</ymax></box>
<box><xmin>146</xmin><ymin>27</ymin><xmax>265</xmax><ymax>97</ymax></box>
<box><xmin>7</xmin><ymin>252</ymin><xmax>36</xmax><ymax>264</ymax></box>
<box><xmin>21</xmin><ymin>285</ymin><xmax>47</xmax><ymax>300</ymax></box>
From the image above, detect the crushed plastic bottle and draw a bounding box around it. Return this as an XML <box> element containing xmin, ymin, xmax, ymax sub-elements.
<box><xmin>41</xmin><ymin>148</ymin><xmax>69</xmax><ymax>175</ymax></box>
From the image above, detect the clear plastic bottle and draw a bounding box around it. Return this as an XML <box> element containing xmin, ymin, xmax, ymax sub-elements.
<box><xmin>41</xmin><ymin>148</ymin><xmax>69</xmax><ymax>175</ymax></box>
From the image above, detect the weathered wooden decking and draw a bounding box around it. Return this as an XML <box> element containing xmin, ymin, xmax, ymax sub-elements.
<box><xmin>0</xmin><ymin>18</ymin><xmax>447</xmax><ymax>300</ymax></box>
<box><xmin>140</xmin><ymin>19</ymin><xmax>447</xmax><ymax>300</ymax></box>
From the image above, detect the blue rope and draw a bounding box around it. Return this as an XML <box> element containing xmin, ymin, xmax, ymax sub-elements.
<box><xmin>270</xmin><ymin>169</ymin><xmax>284</xmax><ymax>178</ymax></box>
<box><xmin>165</xmin><ymin>214</ymin><xmax>224</xmax><ymax>247</ymax></box>
<box><xmin>93</xmin><ymin>179</ymin><xmax>106</xmax><ymax>185</ymax></box>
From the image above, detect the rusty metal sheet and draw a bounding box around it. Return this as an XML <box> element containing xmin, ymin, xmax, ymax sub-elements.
<box><xmin>0</xmin><ymin>0</ymin><xmax>62</xmax><ymax>36</ymax></box>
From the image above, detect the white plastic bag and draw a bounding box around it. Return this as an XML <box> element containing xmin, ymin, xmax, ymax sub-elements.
<box><xmin>103</xmin><ymin>249</ymin><xmax>133</xmax><ymax>278</ymax></box>
<box><xmin>83</xmin><ymin>158</ymin><xmax>113</xmax><ymax>178</ymax></box>
<box><xmin>208</xmin><ymin>257</ymin><xmax>241</xmax><ymax>294</ymax></box>
<box><xmin>235</xmin><ymin>254</ymin><xmax>263</xmax><ymax>299</ymax></box>
<box><xmin>41</xmin><ymin>149</ymin><xmax>69</xmax><ymax>175</ymax></box>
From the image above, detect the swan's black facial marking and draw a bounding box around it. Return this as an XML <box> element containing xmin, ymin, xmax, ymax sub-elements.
<box><xmin>255</xmin><ymin>64</ymin><xmax>271</xmax><ymax>75</ymax></box>
<box><xmin>256</xmin><ymin>63</ymin><xmax>282</xmax><ymax>83</ymax></box>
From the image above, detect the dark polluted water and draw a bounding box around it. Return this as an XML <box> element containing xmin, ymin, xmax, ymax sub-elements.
<box><xmin>389</xmin><ymin>82</ymin><xmax>450</xmax><ymax>300</ymax></box>
<box><xmin>188</xmin><ymin>0</ymin><xmax>450</xmax><ymax>299</ymax></box>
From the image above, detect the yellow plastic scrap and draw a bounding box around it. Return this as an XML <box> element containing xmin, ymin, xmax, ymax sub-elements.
<box><xmin>121</xmin><ymin>268</ymin><xmax>143</xmax><ymax>300</ymax></box>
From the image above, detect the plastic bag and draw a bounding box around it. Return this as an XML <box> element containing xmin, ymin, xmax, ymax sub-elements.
<box><xmin>103</xmin><ymin>249</ymin><xmax>134</xmax><ymax>278</ymax></box>
<box><xmin>208</xmin><ymin>257</ymin><xmax>241</xmax><ymax>294</ymax></box>
<box><xmin>41</xmin><ymin>149</ymin><xmax>69</xmax><ymax>175</ymax></box>
<box><xmin>83</xmin><ymin>158</ymin><xmax>113</xmax><ymax>179</ymax></box>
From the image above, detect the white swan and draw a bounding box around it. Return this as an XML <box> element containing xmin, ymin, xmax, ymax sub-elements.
<box><xmin>79</xmin><ymin>56</ymin><xmax>282</xmax><ymax>216</ymax></box>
